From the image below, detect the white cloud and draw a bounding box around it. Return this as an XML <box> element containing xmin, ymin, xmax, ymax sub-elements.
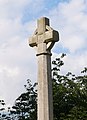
<box><xmin>61</xmin><ymin>52</ymin><xmax>87</xmax><ymax>75</ymax></box>
<box><xmin>0</xmin><ymin>0</ymin><xmax>40</xmax><ymax>105</ymax></box>
<box><xmin>0</xmin><ymin>40</ymin><xmax>37</xmax><ymax>104</ymax></box>
<box><xmin>0</xmin><ymin>0</ymin><xmax>44</xmax><ymax>20</ymax></box>
<box><xmin>0</xmin><ymin>66</ymin><xmax>19</xmax><ymax>77</ymax></box>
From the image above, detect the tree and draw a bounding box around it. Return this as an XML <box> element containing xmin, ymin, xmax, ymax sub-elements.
<box><xmin>11</xmin><ymin>79</ymin><xmax>37</xmax><ymax>120</ymax></box>
<box><xmin>0</xmin><ymin>100</ymin><xmax>12</xmax><ymax>120</ymax></box>
<box><xmin>52</xmin><ymin>54</ymin><xmax>87</xmax><ymax>120</ymax></box>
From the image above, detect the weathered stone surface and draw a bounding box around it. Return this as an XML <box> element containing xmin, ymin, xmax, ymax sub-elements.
<box><xmin>29</xmin><ymin>17</ymin><xmax>59</xmax><ymax>120</ymax></box>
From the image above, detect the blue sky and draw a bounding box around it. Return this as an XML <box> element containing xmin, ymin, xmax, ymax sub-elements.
<box><xmin>0</xmin><ymin>0</ymin><xmax>87</xmax><ymax>106</ymax></box>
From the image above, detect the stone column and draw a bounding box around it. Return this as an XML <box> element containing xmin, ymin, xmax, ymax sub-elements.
<box><xmin>37</xmin><ymin>50</ymin><xmax>53</xmax><ymax>120</ymax></box>
<box><xmin>29</xmin><ymin>17</ymin><xmax>59</xmax><ymax>120</ymax></box>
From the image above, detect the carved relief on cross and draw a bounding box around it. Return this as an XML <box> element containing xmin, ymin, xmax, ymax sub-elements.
<box><xmin>29</xmin><ymin>17</ymin><xmax>59</xmax><ymax>55</ymax></box>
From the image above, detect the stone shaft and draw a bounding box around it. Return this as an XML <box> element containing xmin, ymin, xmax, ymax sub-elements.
<box><xmin>37</xmin><ymin>52</ymin><xmax>53</xmax><ymax>120</ymax></box>
<box><xmin>29</xmin><ymin>17</ymin><xmax>59</xmax><ymax>120</ymax></box>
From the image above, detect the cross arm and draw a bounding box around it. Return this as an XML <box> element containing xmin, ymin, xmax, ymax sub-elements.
<box><xmin>29</xmin><ymin>35</ymin><xmax>37</xmax><ymax>47</ymax></box>
<box><xmin>44</xmin><ymin>30</ymin><xmax>59</xmax><ymax>44</ymax></box>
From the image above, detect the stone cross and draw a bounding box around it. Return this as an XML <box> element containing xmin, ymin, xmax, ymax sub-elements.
<box><xmin>29</xmin><ymin>17</ymin><xmax>59</xmax><ymax>120</ymax></box>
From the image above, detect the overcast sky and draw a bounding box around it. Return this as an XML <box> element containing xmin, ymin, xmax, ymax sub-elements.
<box><xmin>0</xmin><ymin>0</ymin><xmax>87</xmax><ymax>106</ymax></box>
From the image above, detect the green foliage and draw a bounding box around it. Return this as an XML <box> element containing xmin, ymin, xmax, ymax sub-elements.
<box><xmin>11</xmin><ymin>79</ymin><xmax>37</xmax><ymax>120</ymax></box>
<box><xmin>0</xmin><ymin>100</ymin><xmax>12</xmax><ymax>120</ymax></box>
<box><xmin>0</xmin><ymin>80</ymin><xmax>37</xmax><ymax>120</ymax></box>
<box><xmin>52</xmin><ymin>54</ymin><xmax>87</xmax><ymax>120</ymax></box>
